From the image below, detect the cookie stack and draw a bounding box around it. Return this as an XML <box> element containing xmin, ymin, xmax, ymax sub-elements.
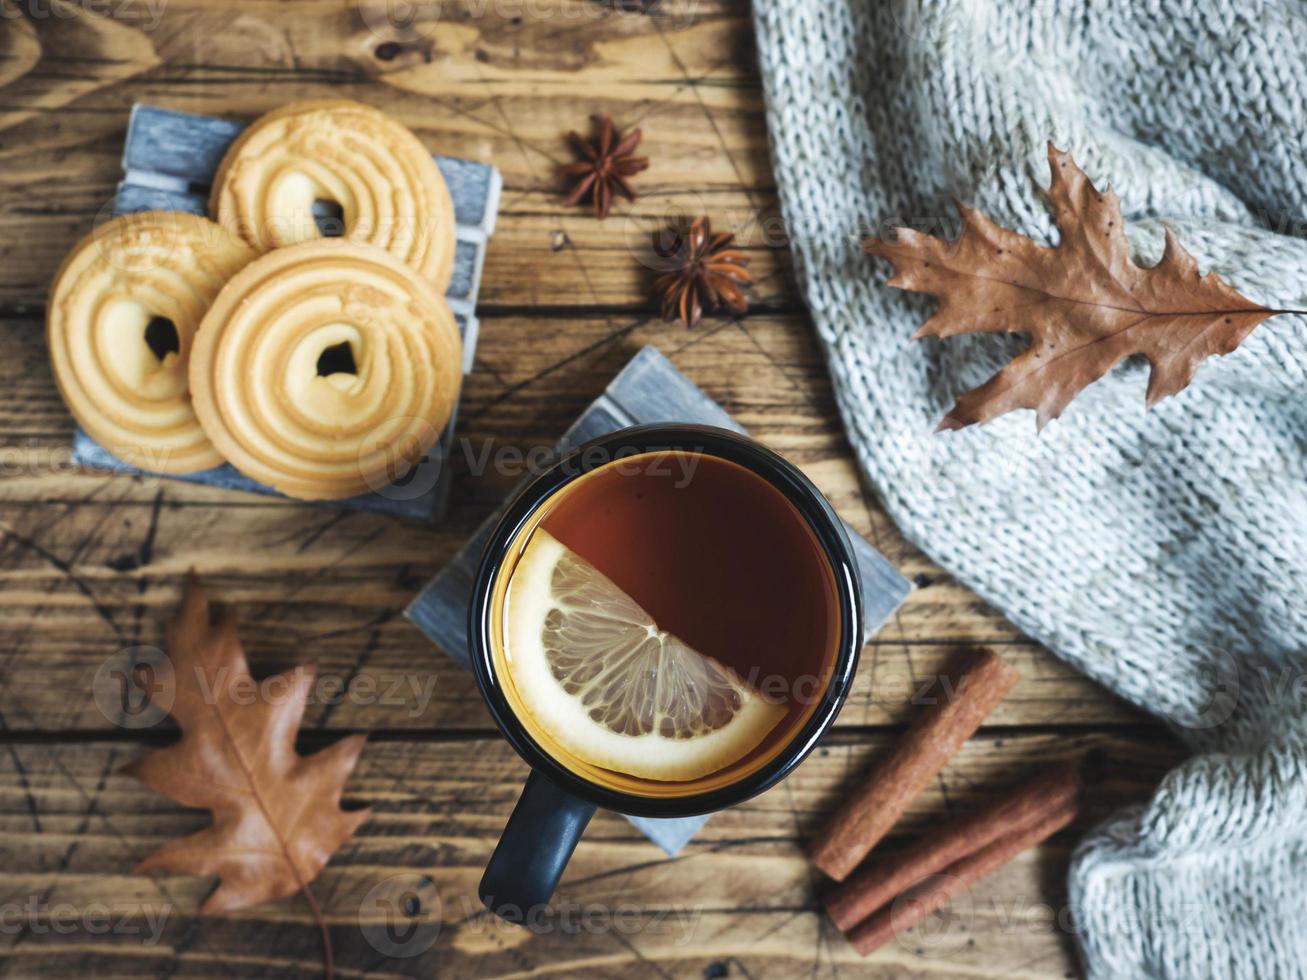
<box><xmin>47</xmin><ymin>100</ymin><xmax>463</xmax><ymax>500</ymax></box>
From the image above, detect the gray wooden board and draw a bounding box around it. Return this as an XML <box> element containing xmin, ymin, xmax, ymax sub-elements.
<box><xmin>71</xmin><ymin>103</ymin><xmax>501</xmax><ymax>522</ymax></box>
<box><xmin>404</xmin><ymin>345</ymin><xmax>913</xmax><ymax>853</ymax></box>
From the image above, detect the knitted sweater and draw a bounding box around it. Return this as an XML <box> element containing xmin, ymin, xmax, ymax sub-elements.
<box><xmin>751</xmin><ymin>1</ymin><xmax>1307</xmax><ymax>976</ymax></box>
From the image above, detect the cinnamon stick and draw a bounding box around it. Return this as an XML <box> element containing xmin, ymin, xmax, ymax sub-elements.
<box><xmin>808</xmin><ymin>648</ymin><xmax>1019</xmax><ymax>881</ymax></box>
<box><xmin>823</xmin><ymin>760</ymin><xmax>1081</xmax><ymax>931</ymax></box>
<box><xmin>845</xmin><ymin>796</ymin><xmax>1079</xmax><ymax>956</ymax></box>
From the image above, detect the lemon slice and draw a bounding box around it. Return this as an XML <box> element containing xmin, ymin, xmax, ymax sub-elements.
<box><xmin>504</xmin><ymin>529</ymin><xmax>787</xmax><ymax>782</ymax></box>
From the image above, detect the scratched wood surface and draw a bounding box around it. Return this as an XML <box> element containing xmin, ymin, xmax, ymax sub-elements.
<box><xmin>0</xmin><ymin>1</ymin><xmax>1181</xmax><ymax>977</ymax></box>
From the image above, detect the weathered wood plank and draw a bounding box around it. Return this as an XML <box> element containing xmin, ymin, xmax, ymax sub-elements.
<box><xmin>0</xmin><ymin>296</ymin><xmax>1139</xmax><ymax>732</ymax></box>
<box><xmin>0</xmin><ymin>311</ymin><xmax>855</xmax><ymax>448</ymax></box>
<box><xmin>0</xmin><ymin>488</ymin><xmax>1145</xmax><ymax>732</ymax></box>
<box><xmin>0</xmin><ymin>0</ymin><xmax>790</xmax><ymax>311</ymax></box>
<box><xmin>0</xmin><ymin>307</ymin><xmax>925</xmax><ymax>586</ymax></box>
<box><xmin>0</xmin><ymin>305</ymin><xmax>1136</xmax><ymax>731</ymax></box>
<box><xmin>0</xmin><ymin>305</ymin><xmax>1025</xmax><ymax>622</ymax></box>
<box><xmin>0</xmin><ymin>485</ymin><xmax>1016</xmax><ymax>629</ymax></box>
<box><xmin>0</xmin><ymin>552</ymin><xmax>1145</xmax><ymax>732</ymax></box>
<box><xmin>8</xmin><ymin>617</ymin><xmax>1147</xmax><ymax>733</ymax></box>
<box><xmin>0</xmin><ymin>733</ymin><xmax>1181</xmax><ymax>978</ymax></box>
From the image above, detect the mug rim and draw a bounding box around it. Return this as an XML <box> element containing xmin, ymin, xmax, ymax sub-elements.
<box><xmin>467</xmin><ymin>423</ymin><xmax>863</xmax><ymax>818</ymax></box>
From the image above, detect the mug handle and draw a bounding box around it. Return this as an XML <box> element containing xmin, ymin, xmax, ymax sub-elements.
<box><xmin>479</xmin><ymin>769</ymin><xmax>596</xmax><ymax>921</ymax></box>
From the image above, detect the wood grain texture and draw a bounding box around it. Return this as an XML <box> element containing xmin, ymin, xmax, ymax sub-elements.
<box><xmin>0</xmin><ymin>0</ymin><xmax>788</xmax><ymax>312</ymax></box>
<box><xmin>0</xmin><ymin>735</ymin><xmax>1182</xmax><ymax>978</ymax></box>
<box><xmin>0</xmin><ymin>0</ymin><xmax>1173</xmax><ymax>976</ymax></box>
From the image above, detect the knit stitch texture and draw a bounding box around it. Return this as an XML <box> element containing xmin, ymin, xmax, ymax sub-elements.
<box><xmin>751</xmin><ymin>1</ymin><xmax>1307</xmax><ymax>976</ymax></box>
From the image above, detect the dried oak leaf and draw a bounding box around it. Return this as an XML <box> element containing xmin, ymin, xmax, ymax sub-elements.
<box><xmin>864</xmin><ymin>143</ymin><xmax>1282</xmax><ymax>430</ymax></box>
<box><xmin>123</xmin><ymin>577</ymin><xmax>369</xmax><ymax>916</ymax></box>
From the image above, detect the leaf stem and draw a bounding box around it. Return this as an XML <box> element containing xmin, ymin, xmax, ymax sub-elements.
<box><xmin>301</xmin><ymin>882</ymin><xmax>334</xmax><ymax>980</ymax></box>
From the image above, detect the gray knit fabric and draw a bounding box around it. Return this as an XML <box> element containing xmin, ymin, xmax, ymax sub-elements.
<box><xmin>751</xmin><ymin>1</ymin><xmax>1307</xmax><ymax>976</ymax></box>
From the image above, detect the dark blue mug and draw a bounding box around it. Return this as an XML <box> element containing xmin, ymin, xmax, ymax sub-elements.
<box><xmin>468</xmin><ymin>425</ymin><xmax>863</xmax><ymax>921</ymax></box>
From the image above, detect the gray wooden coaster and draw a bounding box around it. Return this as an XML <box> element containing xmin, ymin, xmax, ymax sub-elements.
<box><xmin>71</xmin><ymin>103</ymin><xmax>502</xmax><ymax>522</ymax></box>
<box><xmin>405</xmin><ymin>345</ymin><xmax>912</xmax><ymax>853</ymax></box>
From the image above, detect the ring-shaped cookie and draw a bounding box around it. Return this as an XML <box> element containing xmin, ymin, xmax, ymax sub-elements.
<box><xmin>210</xmin><ymin>100</ymin><xmax>456</xmax><ymax>290</ymax></box>
<box><xmin>188</xmin><ymin>240</ymin><xmax>462</xmax><ymax>500</ymax></box>
<box><xmin>47</xmin><ymin>211</ymin><xmax>257</xmax><ymax>473</ymax></box>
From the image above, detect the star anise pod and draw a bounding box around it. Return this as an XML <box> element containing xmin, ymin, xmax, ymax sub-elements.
<box><xmin>653</xmin><ymin>216</ymin><xmax>753</xmax><ymax>328</ymax></box>
<box><xmin>561</xmin><ymin>115</ymin><xmax>649</xmax><ymax>219</ymax></box>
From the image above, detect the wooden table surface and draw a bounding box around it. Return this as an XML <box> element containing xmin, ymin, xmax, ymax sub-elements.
<box><xmin>0</xmin><ymin>1</ymin><xmax>1184</xmax><ymax>976</ymax></box>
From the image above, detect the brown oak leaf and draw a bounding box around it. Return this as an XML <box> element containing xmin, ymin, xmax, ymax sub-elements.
<box><xmin>864</xmin><ymin>143</ymin><xmax>1285</xmax><ymax>430</ymax></box>
<box><xmin>123</xmin><ymin>577</ymin><xmax>369</xmax><ymax>932</ymax></box>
